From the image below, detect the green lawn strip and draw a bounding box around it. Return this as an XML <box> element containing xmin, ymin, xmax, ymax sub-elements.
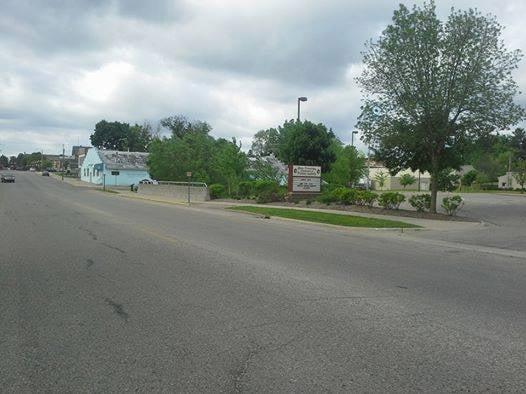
<box><xmin>228</xmin><ymin>206</ymin><xmax>420</xmax><ymax>228</ymax></box>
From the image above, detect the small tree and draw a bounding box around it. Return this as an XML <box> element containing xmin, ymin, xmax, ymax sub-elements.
<box><xmin>462</xmin><ymin>170</ymin><xmax>478</xmax><ymax>187</ymax></box>
<box><xmin>513</xmin><ymin>160</ymin><xmax>526</xmax><ymax>192</ymax></box>
<box><xmin>399</xmin><ymin>173</ymin><xmax>416</xmax><ymax>189</ymax></box>
<box><xmin>374</xmin><ymin>171</ymin><xmax>388</xmax><ymax>190</ymax></box>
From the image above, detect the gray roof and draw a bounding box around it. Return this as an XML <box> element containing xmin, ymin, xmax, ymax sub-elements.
<box><xmin>97</xmin><ymin>150</ymin><xmax>149</xmax><ymax>171</ymax></box>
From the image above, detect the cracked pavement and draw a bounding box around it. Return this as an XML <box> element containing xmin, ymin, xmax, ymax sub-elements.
<box><xmin>1</xmin><ymin>172</ymin><xmax>525</xmax><ymax>392</ymax></box>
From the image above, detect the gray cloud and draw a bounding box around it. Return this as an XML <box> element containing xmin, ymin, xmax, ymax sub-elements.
<box><xmin>0</xmin><ymin>0</ymin><xmax>525</xmax><ymax>157</ymax></box>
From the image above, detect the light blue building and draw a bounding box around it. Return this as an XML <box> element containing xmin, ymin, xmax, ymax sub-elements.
<box><xmin>80</xmin><ymin>148</ymin><xmax>151</xmax><ymax>186</ymax></box>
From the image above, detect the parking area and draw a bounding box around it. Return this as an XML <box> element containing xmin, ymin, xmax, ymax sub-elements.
<box><xmin>413</xmin><ymin>192</ymin><xmax>526</xmax><ymax>252</ymax></box>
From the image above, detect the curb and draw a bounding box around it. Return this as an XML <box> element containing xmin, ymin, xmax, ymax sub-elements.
<box><xmin>227</xmin><ymin>208</ymin><xmax>425</xmax><ymax>232</ymax></box>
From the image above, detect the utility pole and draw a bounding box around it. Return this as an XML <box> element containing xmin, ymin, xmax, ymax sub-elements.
<box><xmin>41</xmin><ymin>150</ymin><xmax>44</xmax><ymax>172</ymax></box>
<box><xmin>186</xmin><ymin>171</ymin><xmax>192</xmax><ymax>205</ymax></box>
<box><xmin>61</xmin><ymin>144</ymin><xmax>65</xmax><ymax>181</ymax></box>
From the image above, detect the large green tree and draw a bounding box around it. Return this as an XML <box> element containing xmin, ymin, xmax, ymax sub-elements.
<box><xmin>212</xmin><ymin>138</ymin><xmax>248</xmax><ymax>196</ymax></box>
<box><xmin>90</xmin><ymin>120</ymin><xmax>152</xmax><ymax>152</ymax></box>
<box><xmin>90</xmin><ymin>120</ymin><xmax>130</xmax><ymax>150</ymax></box>
<box><xmin>277</xmin><ymin>120</ymin><xmax>337</xmax><ymax>172</ymax></box>
<box><xmin>324</xmin><ymin>143</ymin><xmax>366</xmax><ymax>187</ymax></box>
<box><xmin>148</xmin><ymin>131</ymin><xmax>216</xmax><ymax>183</ymax></box>
<box><xmin>357</xmin><ymin>2</ymin><xmax>525</xmax><ymax>212</ymax></box>
<box><xmin>160</xmin><ymin>115</ymin><xmax>211</xmax><ymax>139</ymax></box>
<box><xmin>250</xmin><ymin>127</ymin><xmax>280</xmax><ymax>157</ymax></box>
<box><xmin>0</xmin><ymin>155</ymin><xmax>8</xmax><ymax>168</ymax></box>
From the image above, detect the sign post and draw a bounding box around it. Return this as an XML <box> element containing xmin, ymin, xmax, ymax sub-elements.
<box><xmin>288</xmin><ymin>165</ymin><xmax>322</xmax><ymax>198</ymax></box>
<box><xmin>186</xmin><ymin>171</ymin><xmax>192</xmax><ymax>205</ymax></box>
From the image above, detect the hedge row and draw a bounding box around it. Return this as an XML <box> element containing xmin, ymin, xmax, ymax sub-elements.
<box><xmin>209</xmin><ymin>180</ymin><xmax>286</xmax><ymax>203</ymax></box>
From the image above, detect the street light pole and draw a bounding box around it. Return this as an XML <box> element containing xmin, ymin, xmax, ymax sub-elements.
<box><xmin>297</xmin><ymin>97</ymin><xmax>307</xmax><ymax>121</ymax></box>
<box><xmin>61</xmin><ymin>144</ymin><xmax>65</xmax><ymax>181</ymax></box>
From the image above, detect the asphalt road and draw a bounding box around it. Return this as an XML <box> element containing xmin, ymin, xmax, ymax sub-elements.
<box><xmin>1</xmin><ymin>172</ymin><xmax>525</xmax><ymax>392</ymax></box>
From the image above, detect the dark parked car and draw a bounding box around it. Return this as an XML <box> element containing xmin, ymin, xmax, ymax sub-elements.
<box><xmin>42</xmin><ymin>171</ymin><xmax>50</xmax><ymax>176</ymax></box>
<box><xmin>1</xmin><ymin>173</ymin><xmax>16</xmax><ymax>183</ymax></box>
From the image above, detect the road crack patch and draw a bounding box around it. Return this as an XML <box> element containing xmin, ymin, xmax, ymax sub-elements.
<box><xmin>105</xmin><ymin>298</ymin><xmax>129</xmax><ymax>322</ymax></box>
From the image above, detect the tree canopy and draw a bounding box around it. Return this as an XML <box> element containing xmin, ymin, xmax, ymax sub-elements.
<box><xmin>90</xmin><ymin>120</ymin><xmax>152</xmax><ymax>152</ymax></box>
<box><xmin>277</xmin><ymin>120</ymin><xmax>337</xmax><ymax>172</ymax></box>
<box><xmin>357</xmin><ymin>1</ymin><xmax>525</xmax><ymax>211</ymax></box>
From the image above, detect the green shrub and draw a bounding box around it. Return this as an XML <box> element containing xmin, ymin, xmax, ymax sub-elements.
<box><xmin>209</xmin><ymin>184</ymin><xmax>225</xmax><ymax>199</ymax></box>
<box><xmin>442</xmin><ymin>195</ymin><xmax>464</xmax><ymax>216</ymax></box>
<box><xmin>238</xmin><ymin>181</ymin><xmax>255</xmax><ymax>199</ymax></box>
<box><xmin>378</xmin><ymin>192</ymin><xmax>405</xmax><ymax>210</ymax></box>
<box><xmin>317</xmin><ymin>191</ymin><xmax>338</xmax><ymax>205</ymax></box>
<box><xmin>254</xmin><ymin>180</ymin><xmax>282</xmax><ymax>203</ymax></box>
<box><xmin>408</xmin><ymin>194</ymin><xmax>431</xmax><ymax>212</ymax></box>
<box><xmin>355</xmin><ymin>190</ymin><xmax>378</xmax><ymax>207</ymax></box>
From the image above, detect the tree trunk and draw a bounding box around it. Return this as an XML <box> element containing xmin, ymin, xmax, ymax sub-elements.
<box><xmin>430</xmin><ymin>156</ymin><xmax>439</xmax><ymax>213</ymax></box>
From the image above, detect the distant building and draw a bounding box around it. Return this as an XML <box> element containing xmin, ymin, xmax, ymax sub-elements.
<box><xmin>43</xmin><ymin>154</ymin><xmax>76</xmax><ymax>171</ymax></box>
<box><xmin>71</xmin><ymin>146</ymin><xmax>90</xmax><ymax>158</ymax></box>
<box><xmin>80</xmin><ymin>148</ymin><xmax>151</xmax><ymax>186</ymax></box>
<box><xmin>367</xmin><ymin>161</ymin><xmax>431</xmax><ymax>191</ymax></box>
<box><xmin>498</xmin><ymin>172</ymin><xmax>521</xmax><ymax>189</ymax></box>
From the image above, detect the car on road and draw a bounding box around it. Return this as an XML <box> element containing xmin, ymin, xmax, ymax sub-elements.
<box><xmin>1</xmin><ymin>173</ymin><xmax>16</xmax><ymax>183</ymax></box>
<box><xmin>139</xmin><ymin>179</ymin><xmax>158</xmax><ymax>185</ymax></box>
<box><xmin>42</xmin><ymin>171</ymin><xmax>50</xmax><ymax>176</ymax></box>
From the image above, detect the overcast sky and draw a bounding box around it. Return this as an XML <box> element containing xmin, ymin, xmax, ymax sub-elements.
<box><xmin>1</xmin><ymin>0</ymin><xmax>526</xmax><ymax>156</ymax></box>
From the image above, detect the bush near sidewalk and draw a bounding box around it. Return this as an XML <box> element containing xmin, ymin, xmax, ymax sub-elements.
<box><xmin>378</xmin><ymin>192</ymin><xmax>405</xmax><ymax>210</ymax></box>
<box><xmin>442</xmin><ymin>195</ymin><xmax>464</xmax><ymax>216</ymax></box>
<box><xmin>408</xmin><ymin>194</ymin><xmax>431</xmax><ymax>212</ymax></box>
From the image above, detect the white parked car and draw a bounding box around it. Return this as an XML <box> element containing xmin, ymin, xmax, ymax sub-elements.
<box><xmin>138</xmin><ymin>179</ymin><xmax>158</xmax><ymax>185</ymax></box>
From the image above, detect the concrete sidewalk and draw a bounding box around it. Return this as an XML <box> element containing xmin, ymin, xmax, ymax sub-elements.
<box><xmin>111</xmin><ymin>190</ymin><xmax>482</xmax><ymax>232</ymax></box>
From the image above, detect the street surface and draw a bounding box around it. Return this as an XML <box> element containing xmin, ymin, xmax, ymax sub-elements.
<box><xmin>1</xmin><ymin>172</ymin><xmax>525</xmax><ymax>392</ymax></box>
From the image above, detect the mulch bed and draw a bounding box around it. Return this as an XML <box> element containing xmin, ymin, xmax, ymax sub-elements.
<box><xmin>214</xmin><ymin>198</ymin><xmax>476</xmax><ymax>222</ymax></box>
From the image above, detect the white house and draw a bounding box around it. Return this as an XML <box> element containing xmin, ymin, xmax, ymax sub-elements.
<box><xmin>80</xmin><ymin>148</ymin><xmax>151</xmax><ymax>186</ymax></box>
<box><xmin>498</xmin><ymin>172</ymin><xmax>521</xmax><ymax>189</ymax></box>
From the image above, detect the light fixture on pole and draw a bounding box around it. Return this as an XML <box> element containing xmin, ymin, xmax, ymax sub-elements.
<box><xmin>297</xmin><ymin>97</ymin><xmax>307</xmax><ymax>121</ymax></box>
<box><xmin>351</xmin><ymin>130</ymin><xmax>359</xmax><ymax>147</ymax></box>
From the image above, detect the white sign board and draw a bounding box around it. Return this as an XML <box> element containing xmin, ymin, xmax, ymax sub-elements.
<box><xmin>292</xmin><ymin>177</ymin><xmax>321</xmax><ymax>192</ymax></box>
<box><xmin>293</xmin><ymin>165</ymin><xmax>321</xmax><ymax>178</ymax></box>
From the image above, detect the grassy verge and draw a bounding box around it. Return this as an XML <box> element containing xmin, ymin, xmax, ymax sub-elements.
<box><xmin>229</xmin><ymin>206</ymin><xmax>420</xmax><ymax>228</ymax></box>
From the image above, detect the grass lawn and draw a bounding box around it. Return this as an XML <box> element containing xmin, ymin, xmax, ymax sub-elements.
<box><xmin>229</xmin><ymin>206</ymin><xmax>420</xmax><ymax>228</ymax></box>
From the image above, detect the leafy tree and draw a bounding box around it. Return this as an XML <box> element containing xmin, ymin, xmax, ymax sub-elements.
<box><xmin>374</xmin><ymin>171</ymin><xmax>388</xmax><ymax>190</ymax></box>
<box><xmin>514</xmin><ymin>160</ymin><xmax>526</xmax><ymax>192</ymax></box>
<box><xmin>461</xmin><ymin>170</ymin><xmax>478</xmax><ymax>187</ymax></box>
<box><xmin>399</xmin><ymin>173</ymin><xmax>416</xmax><ymax>189</ymax></box>
<box><xmin>324</xmin><ymin>143</ymin><xmax>366</xmax><ymax>187</ymax></box>
<box><xmin>511</xmin><ymin>128</ymin><xmax>526</xmax><ymax>160</ymax></box>
<box><xmin>160</xmin><ymin>115</ymin><xmax>211</xmax><ymax>139</ymax></box>
<box><xmin>127</xmin><ymin>123</ymin><xmax>153</xmax><ymax>152</ymax></box>
<box><xmin>277</xmin><ymin>120</ymin><xmax>337</xmax><ymax>172</ymax></box>
<box><xmin>212</xmin><ymin>138</ymin><xmax>248</xmax><ymax>196</ymax></box>
<box><xmin>90</xmin><ymin>120</ymin><xmax>130</xmax><ymax>150</ymax></box>
<box><xmin>250</xmin><ymin>128</ymin><xmax>280</xmax><ymax>157</ymax></box>
<box><xmin>148</xmin><ymin>130</ymin><xmax>216</xmax><ymax>183</ymax></box>
<box><xmin>437</xmin><ymin>169</ymin><xmax>460</xmax><ymax>191</ymax></box>
<box><xmin>357</xmin><ymin>2</ymin><xmax>525</xmax><ymax>212</ymax></box>
<box><xmin>0</xmin><ymin>155</ymin><xmax>8</xmax><ymax>168</ymax></box>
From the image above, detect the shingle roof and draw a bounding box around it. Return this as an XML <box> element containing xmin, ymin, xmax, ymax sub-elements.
<box><xmin>97</xmin><ymin>150</ymin><xmax>149</xmax><ymax>170</ymax></box>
